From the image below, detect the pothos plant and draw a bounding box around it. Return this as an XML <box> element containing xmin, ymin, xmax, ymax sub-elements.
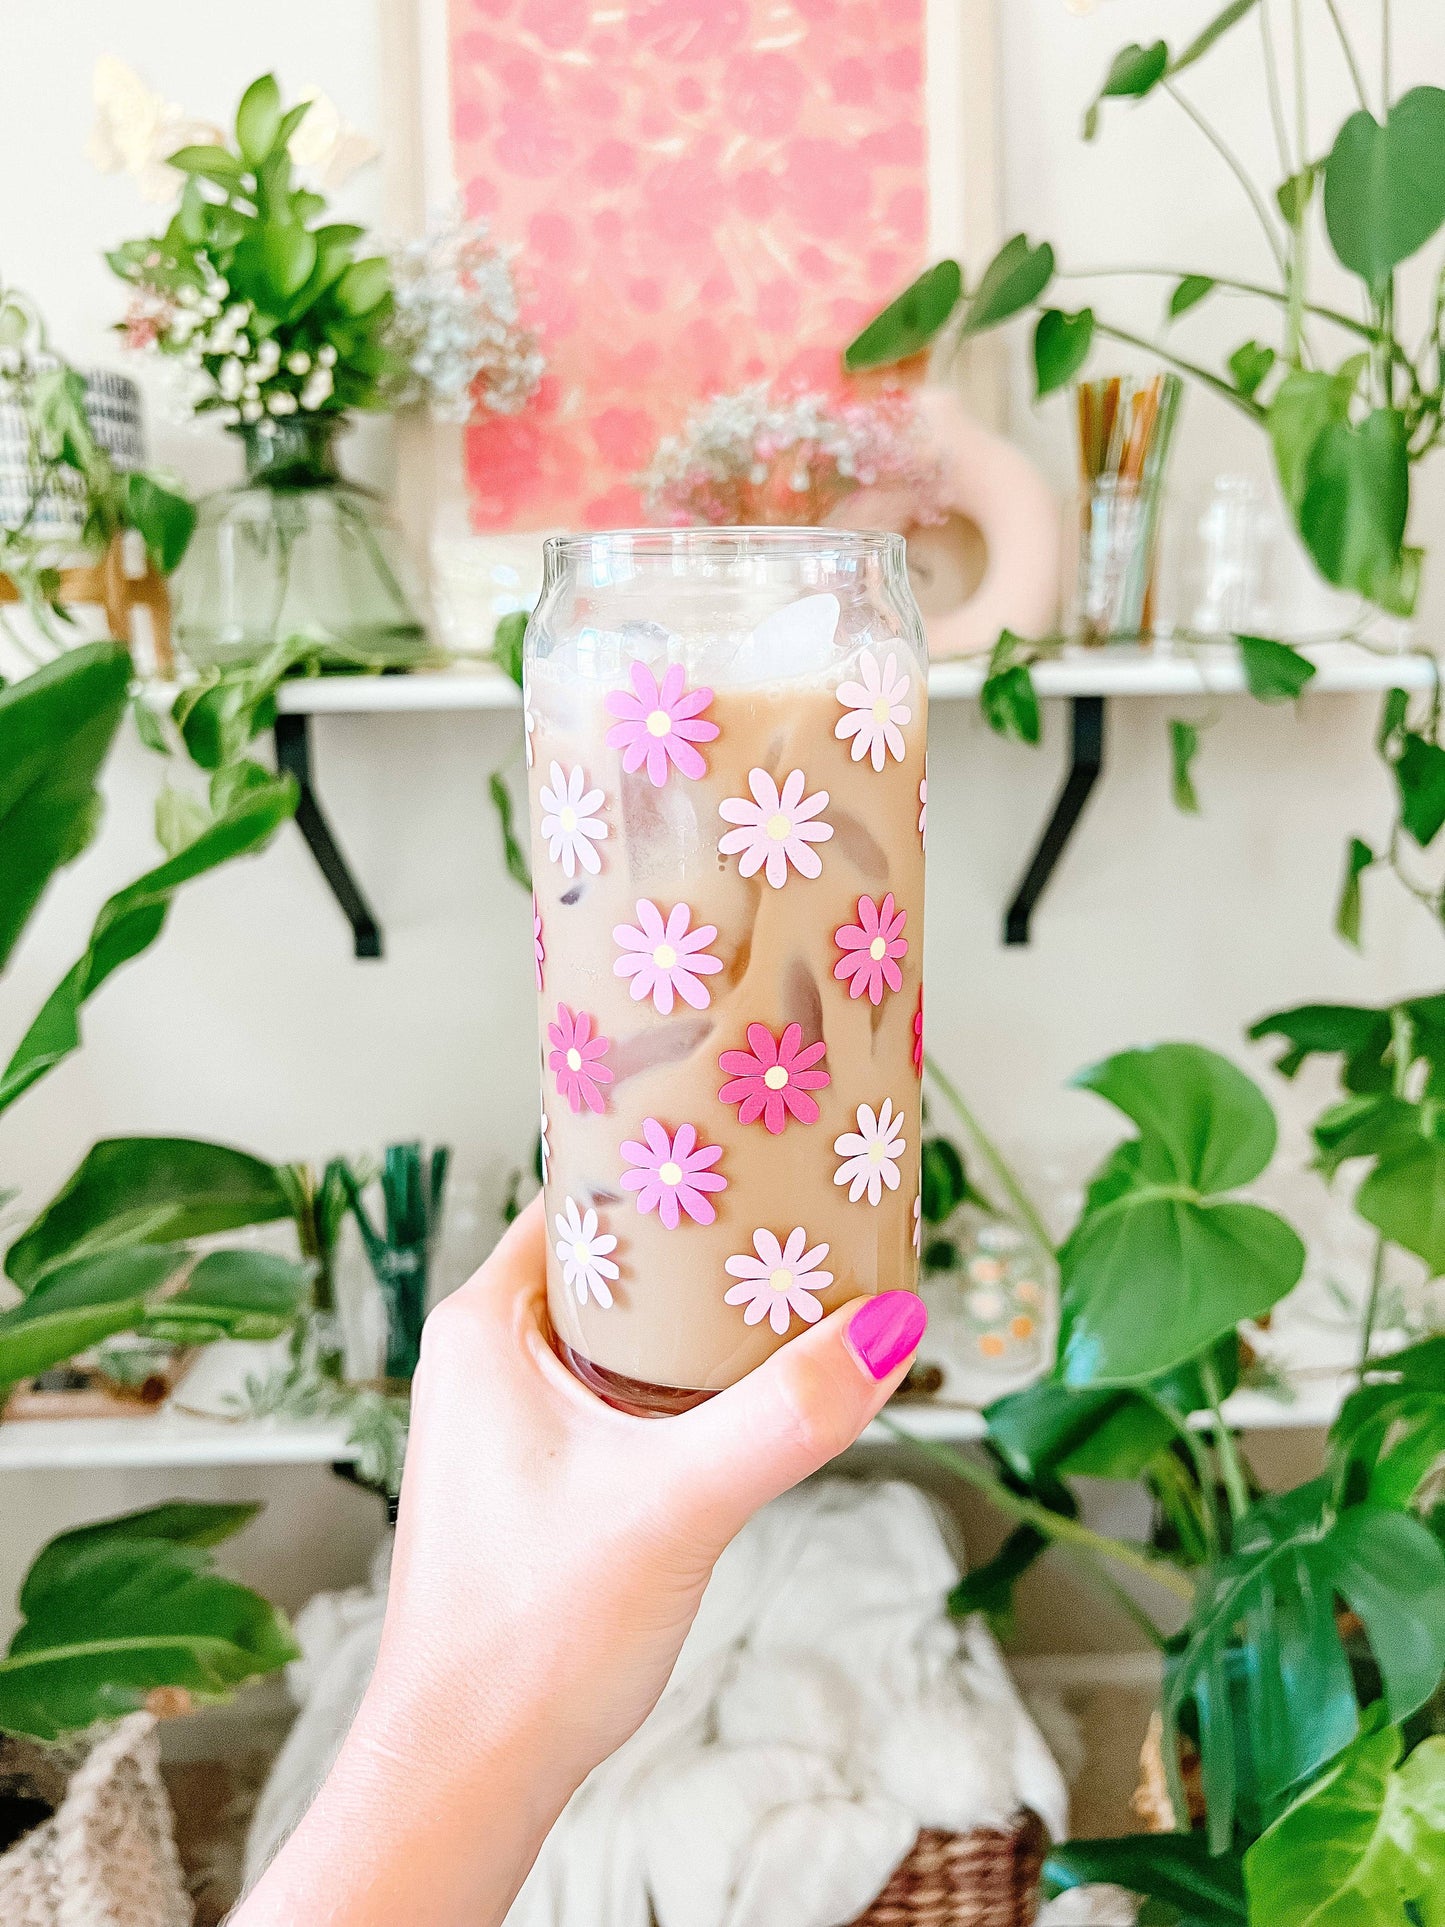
<box><xmin>848</xmin><ymin>0</ymin><xmax>1445</xmax><ymax>946</ymax></box>
<box><xmin>904</xmin><ymin>1028</ymin><xmax>1445</xmax><ymax>1925</ymax></box>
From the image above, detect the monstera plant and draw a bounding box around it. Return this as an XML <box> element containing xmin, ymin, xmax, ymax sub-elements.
<box><xmin>909</xmin><ymin>1032</ymin><xmax>1445</xmax><ymax>1926</ymax></box>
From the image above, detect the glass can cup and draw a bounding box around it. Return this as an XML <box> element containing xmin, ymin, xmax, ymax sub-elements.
<box><xmin>525</xmin><ymin>528</ymin><xmax>928</xmax><ymax>1413</ymax></box>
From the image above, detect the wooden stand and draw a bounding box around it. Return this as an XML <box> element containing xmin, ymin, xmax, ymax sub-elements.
<box><xmin>0</xmin><ymin>533</ymin><xmax>174</xmax><ymax>675</ymax></box>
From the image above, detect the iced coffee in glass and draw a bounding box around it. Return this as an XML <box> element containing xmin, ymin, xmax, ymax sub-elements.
<box><xmin>525</xmin><ymin>528</ymin><xmax>927</xmax><ymax>1413</ymax></box>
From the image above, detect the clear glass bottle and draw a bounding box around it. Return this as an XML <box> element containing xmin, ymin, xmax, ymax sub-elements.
<box><xmin>526</xmin><ymin>528</ymin><xmax>928</xmax><ymax>1413</ymax></box>
<box><xmin>170</xmin><ymin>418</ymin><xmax>429</xmax><ymax>670</ymax></box>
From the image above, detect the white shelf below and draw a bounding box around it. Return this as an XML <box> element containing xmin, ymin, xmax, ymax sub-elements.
<box><xmin>260</xmin><ymin>640</ymin><xmax>1434</xmax><ymax>717</ymax></box>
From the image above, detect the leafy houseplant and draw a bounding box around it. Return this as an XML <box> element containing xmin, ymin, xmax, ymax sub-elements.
<box><xmin>848</xmin><ymin>0</ymin><xmax>1445</xmax><ymax>941</ymax></box>
<box><xmin>906</xmin><ymin>1033</ymin><xmax>1444</xmax><ymax>1925</ymax></box>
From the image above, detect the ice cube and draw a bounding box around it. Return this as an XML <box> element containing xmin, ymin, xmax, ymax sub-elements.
<box><xmin>829</xmin><ymin>808</ymin><xmax>890</xmax><ymax>882</ymax></box>
<box><xmin>610</xmin><ymin>1017</ymin><xmax>714</xmax><ymax>1084</ymax></box>
<box><xmin>782</xmin><ymin>956</ymin><xmax>824</xmax><ymax>1041</ymax></box>
<box><xmin>721</xmin><ymin>593</ymin><xmax>841</xmax><ymax>684</ymax></box>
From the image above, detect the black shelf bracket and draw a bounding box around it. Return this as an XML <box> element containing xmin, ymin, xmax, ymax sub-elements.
<box><xmin>273</xmin><ymin>713</ymin><xmax>383</xmax><ymax>960</ymax></box>
<box><xmin>1003</xmin><ymin>695</ymin><xmax>1106</xmax><ymax>946</ymax></box>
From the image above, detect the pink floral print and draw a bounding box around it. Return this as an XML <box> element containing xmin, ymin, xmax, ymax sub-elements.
<box><xmin>605</xmin><ymin>660</ymin><xmax>719</xmax><ymax>786</ymax></box>
<box><xmin>613</xmin><ymin>899</ymin><xmax>722</xmax><ymax>1013</ymax></box>
<box><xmin>834</xmin><ymin>652</ymin><xmax>911</xmax><ymax>771</ymax></box>
<box><xmin>547</xmin><ymin>1002</ymin><xmax>614</xmax><ymax>1114</ymax></box>
<box><xmin>718</xmin><ymin>768</ymin><xmax>833</xmax><ymax>887</ymax></box>
<box><xmin>833</xmin><ymin>1098</ymin><xmax>907</xmax><ymax>1206</ymax></box>
<box><xmin>724</xmin><ymin>1226</ymin><xmax>833</xmax><ymax>1333</ymax></box>
<box><xmin>913</xmin><ymin>984</ymin><xmax>924</xmax><ymax>1078</ymax></box>
<box><xmin>554</xmin><ymin>1197</ymin><xmax>619</xmax><ymax>1307</ymax></box>
<box><xmin>918</xmin><ymin>762</ymin><xmax>927</xmax><ymax>848</ymax></box>
<box><xmin>539</xmin><ymin>761</ymin><xmax>608</xmax><ymax>877</ymax></box>
<box><xmin>533</xmin><ymin>894</ymin><xmax>545</xmax><ymax>992</ymax></box>
<box><xmin>718</xmin><ymin>1021</ymin><xmax>830</xmax><ymax>1134</ymax></box>
<box><xmin>620</xmin><ymin>1118</ymin><xmax>726</xmax><ymax>1228</ymax></box>
<box><xmin>833</xmin><ymin>892</ymin><xmax>908</xmax><ymax>1004</ymax></box>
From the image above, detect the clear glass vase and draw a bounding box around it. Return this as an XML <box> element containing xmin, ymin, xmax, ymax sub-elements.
<box><xmin>170</xmin><ymin>418</ymin><xmax>429</xmax><ymax>671</ymax></box>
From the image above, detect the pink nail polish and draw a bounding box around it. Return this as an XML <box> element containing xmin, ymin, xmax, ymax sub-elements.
<box><xmin>847</xmin><ymin>1291</ymin><xmax>928</xmax><ymax>1381</ymax></box>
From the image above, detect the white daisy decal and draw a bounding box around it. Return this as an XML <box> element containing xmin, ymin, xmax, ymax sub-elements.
<box><xmin>833</xmin><ymin>1098</ymin><xmax>907</xmax><ymax>1206</ymax></box>
<box><xmin>718</xmin><ymin>768</ymin><xmax>833</xmax><ymax>888</ymax></box>
<box><xmin>553</xmin><ymin>1197</ymin><xmax>618</xmax><ymax>1308</ymax></box>
<box><xmin>540</xmin><ymin>1109</ymin><xmax>551</xmax><ymax>1183</ymax></box>
<box><xmin>524</xmin><ymin>697</ymin><xmax>536</xmax><ymax>767</ymax></box>
<box><xmin>835</xmin><ymin>652</ymin><xmax>911</xmax><ymax>771</ymax></box>
<box><xmin>724</xmin><ymin>1226</ymin><xmax>833</xmax><ymax>1334</ymax></box>
<box><xmin>913</xmin><ymin>1190</ymin><xmax>922</xmax><ymax>1252</ymax></box>
<box><xmin>918</xmin><ymin>761</ymin><xmax>927</xmax><ymax>849</ymax></box>
<box><xmin>539</xmin><ymin>761</ymin><xmax>608</xmax><ymax>878</ymax></box>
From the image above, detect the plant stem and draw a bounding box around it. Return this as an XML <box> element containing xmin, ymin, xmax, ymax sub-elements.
<box><xmin>922</xmin><ymin>1053</ymin><xmax>1055</xmax><ymax>1262</ymax></box>
<box><xmin>876</xmin><ymin>1417</ymin><xmax>1197</xmax><ymax>1603</ymax></box>
<box><xmin>1323</xmin><ymin>0</ymin><xmax>1370</xmax><ymax>110</ymax></box>
<box><xmin>1059</xmin><ymin>265</ymin><xmax>1385</xmax><ymax>344</ymax></box>
<box><xmin>1090</xmin><ymin>320</ymin><xmax>1264</xmax><ymax>419</ymax></box>
<box><xmin>1258</xmin><ymin>1</ymin><xmax>1294</xmax><ymax>179</ymax></box>
<box><xmin>1199</xmin><ymin>1355</ymin><xmax>1250</xmax><ymax>1527</ymax></box>
<box><xmin>1162</xmin><ymin>81</ymin><xmax>1287</xmax><ymax>274</ymax></box>
<box><xmin>1285</xmin><ymin>0</ymin><xmax>1309</xmax><ymax>367</ymax></box>
<box><xmin>1381</xmin><ymin>0</ymin><xmax>1392</xmax><ymax>112</ymax></box>
<box><xmin>1062</xmin><ymin>1546</ymin><xmax>1169</xmax><ymax>1650</ymax></box>
<box><xmin>1358</xmin><ymin>1232</ymin><xmax>1388</xmax><ymax>1380</ymax></box>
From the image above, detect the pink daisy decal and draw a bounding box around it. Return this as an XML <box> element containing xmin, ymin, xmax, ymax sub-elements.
<box><xmin>605</xmin><ymin>660</ymin><xmax>719</xmax><ymax>787</ymax></box>
<box><xmin>835</xmin><ymin>652</ymin><xmax>911</xmax><ymax>771</ymax></box>
<box><xmin>919</xmin><ymin>762</ymin><xmax>927</xmax><ymax>849</ymax></box>
<box><xmin>718</xmin><ymin>768</ymin><xmax>833</xmax><ymax>888</ymax></box>
<box><xmin>719</xmin><ymin>1022</ymin><xmax>830</xmax><ymax>1135</ymax></box>
<box><xmin>546</xmin><ymin>1003</ymin><xmax>614</xmax><ymax>1115</ymax></box>
<box><xmin>913</xmin><ymin>985</ymin><xmax>924</xmax><ymax>1077</ymax></box>
<box><xmin>620</xmin><ymin>1119</ymin><xmax>726</xmax><ymax>1229</ymax></box>
<box><xmin>613</xmin><ymin>899</ymin><xmax>723</xmax><ymax>1014</ymax></box>
<box><xmin>724</xmin><ymin>1227</ymin><xmax>833</xmax><ymax>1334</ymax></box>
<box><xmin>539</xmin><ymin>761</ymin><xmax>608</xmax><ymax>878</ymax></box>
<box><xmin>833</xmin><ymin>892</ymin><xmax>908</xmax><ymax>1005</ymax></box>
<box><xmin>533</xmin><ymin>894</ymin><xmax>545</xmax><ymax>992</ymax></box>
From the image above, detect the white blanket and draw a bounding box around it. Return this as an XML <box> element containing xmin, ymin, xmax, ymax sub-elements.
<box><xmin>245</xmin><ymin>1478</ymin><xmax>1068</xmax><ymax>1927</ymax></box>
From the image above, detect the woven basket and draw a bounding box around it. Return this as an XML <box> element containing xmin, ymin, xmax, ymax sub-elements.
<box><xmin>851</xmin><ymin>1810</ymin><xmax>1047</xmax><ymax>1927</ymax></box>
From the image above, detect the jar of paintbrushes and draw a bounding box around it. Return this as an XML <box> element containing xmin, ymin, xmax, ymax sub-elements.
<box><xmin>1075</xmin><ymin>374</ymin><xmax>1182</xmax><ymax>646</ymax></box>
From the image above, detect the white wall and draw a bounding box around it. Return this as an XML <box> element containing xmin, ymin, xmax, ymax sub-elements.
<box><xmin>3</xmin><ymin>0</ymin><xmax>1444</xmax><ymax>1631</ymax></box>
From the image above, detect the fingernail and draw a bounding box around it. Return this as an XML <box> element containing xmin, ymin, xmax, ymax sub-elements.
<box><xmin>846</xmin><ymin>1291</ymin><xmax>928</xmax><ymax>1382</ymax></box>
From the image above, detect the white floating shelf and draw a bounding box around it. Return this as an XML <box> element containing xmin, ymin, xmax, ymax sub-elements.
<box><xmin>259</xmin><ymin>641</ymin><xmax>1434</xmax><ymax>716</ymax></box>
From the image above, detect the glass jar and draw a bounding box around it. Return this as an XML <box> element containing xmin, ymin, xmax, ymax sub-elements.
<box><xmin>170</xmin><ymin>418</ymin><xmax>429</xmax><ymax>670</ymax></box>
<box><xmin>525</xmin><ymin>528</ymin><xmax>929</xmax><ymax>1413</ymax></box>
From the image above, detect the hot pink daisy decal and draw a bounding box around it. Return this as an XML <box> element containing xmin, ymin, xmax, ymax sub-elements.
<box><xmin>605</xmin><ymin>660</ymin><xmax>719</xmax><ymax>786</ymax></box>
<box><xmin>613</xmin><ymin>899</ymin><xmax>723</xmax><ymax>1013</ymax></box>
<box><xmin>835</xmin><ymin>651</ymin><xmax>911</xmax><ymax>771</ymax></box>
<box><xmin>533</xmin><ymin>894</ymin><xmax>545</xmax><ymax>992</ymax></box>
<box><xmin>717</xmin><ymin>768</ymin><xmax>833</xmax><ymax>888</ymax></box>
<box><xmin>620</xmin><ymin>1119</ymin><xmax>726</xmax><ymax>1229</ymax></box>
<box><xmin>913</xmin><ymin>984</ymin><xmax>924</xmax><ymax>1077</ymax></box>
<box><xmin>718</xmin><ymin>1022</ymin><xmax>830</xmax><ymax>1135</ymax></box>
<box><xmin>724</xmin><ymin>1227</ymin><xmax>833</xmax><ymax>1334</ymax></box>
<box><xmin>547</xmin><ymin>1002</ymin><xmax>614</xmax><ymax>1115</ymax></box>
<box><xmin>833</xmin><ymin>892</ymin><xmax>908</xmax><ymax>1005</ymax></box>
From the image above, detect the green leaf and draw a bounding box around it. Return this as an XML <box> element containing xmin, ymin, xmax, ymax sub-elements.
<box><xmin>0</xmin><ymin>776</ymin><xmax>296</xmax><ymax>1116</ymax></box>
<box><xmin>235</xmin><ymin>73</ymin><xmax>283</xmax><ymax>168</ymax></box>
<box><xmin>131</xmin><ymin>696</ymin><xmax>170</xmax><ymax>756</ymax></box>
<box><xmin>1393</xmin><ymin>731</ymin><xmax>1445</xmax><ymax>847</ymax></box>
<box><xmin>1169</xmin><ymin>275</ymin><xmax>1216</xmax><ymax>319</ymax></box>
<box><xmin>154</xmin><ymin>783</ymin><xmax>212</xmax><ymax>857</ymax></box>
<box><xmin>1326</xmin><ymin>1507</ymin><xmax>1445</xmax><ymax>1723</ymax></box>
<box><xmin>1247</xmin><ymin>999</ymin><xmax>1396</xmax><ymax>1090</ymax></box>
<box><xmin>1244</xmin><ymin>1723</ymin><xmax>1445</xmax><ymax>1927</ymax></box>
<box><xmin>1084</xmin><ymin>41</ymin><xmax>1170</xmax><ymax>138</ymax></box>
<box><xmin>6</xmin><ymin>1139</ymin><xmax>294</xmax><ymax>1290</ymax></box>
<box><xmin>1324</xmin><ymin>87</ymin><xmax>1445</xmax><ymax>290</ymax></box>
<box><xmin>1169</xmin><ymin>0</ymin><xmax>1260</xmax><ymax>77</ymax></box>
<box><xmin>276</xmin><ymin>101</ymin><xmax>315</xmax><ymax>152</ymax></box>
<box><xmin>1227</xmin><ymin>340</ymin><xmax>1276</xmax><ymax>400</ymax></box>
<box><xmin>144</xmin><ymin>1248</ymin><xmax>309</xmax><ymax>1344</ymax></box>
<box><xmin>1334</xmin><ymin>837</ymin><xmax>1374</xmax><ymax>948</ymax></box>
<box><xmin>166</xmin><ymin>145</ymin><xmax>248</xmax><ymax>188</ymax></box>
<box><xmin>488</xmin><ymin>771</ymin><xmax>532</xmax><ymax>893</ymax></box>
<box><xmin>1044</xmin><ymin>1833</ymin><xmax>1246</xmax><ymax>1922</ymax></box>
<box><xmin>1299</xmin><ymin>408</ymin><xmax>1411</xmax><ymax>610</ymax></box>
<box><xmin>959</xmin><ymin>235</ymin><xmax>1055</xmax><ymax>336</ymax></box>
<box><xmin>1266</xmin><ymin>364</ymin><xmax>1361</xmax><ymax>511</ymax></box>
<box><xmin>1033</xmin><ymin>308</ymin><xmax>1094</xmax><ymax>398</ymax></box>
<box><xmin>0</xmin><ymin>1247</ymin><xmax>185</xmax><ymax>1384</ymax></box>
<box><xmin>947</xmin><ymin>1524</ymin><xmax>1048</xmax><ymax>1635</ymax></box>
<box><xmin>493</xmin><ymin>609</ymin><xmax>528</xmax><ymax>688</ymax></box>
<box><xmin>22</xmin><ymin>1501</ymin><xmax>261</xmax><ymax>1609</ymax></box>
<box><xmin>0</xmin><ymin>641</ymin><xmax>131</xmax><ymax>971</ymax></box>
<box><xmin>261</xmin><ymin>223</ymin><xmax>318</xmax><ymax>301</ymax></box>
<box><xmin>123</xmin><ymin>473</ymin><xmax>195</xmax><ymax>573</ymax></box>
<box><xmin>1330</xmin><ymin>1336</ymin><xmax>1445</xmax><ymax>1508</ymax></box>
<box><xmin>0</xmin><ymin>1531</ymin><xmax>297</xmax><ymax>1740</ymax></box>
<box><xmin>843</xmin><ymin>259</ymin><xmax>963</xmax><ymax>371</ymax></box>
<box><xmin>333</xmin><ymin>256</ymin><xmax>391</xmax><ymax>317</ymax></box>
<box><xmin>1276</xmin><ymin>163</ymin><xmax>1318</xmax><ymax>225</ymax></box>
<box><xmin>979</xmin><ymin>632</ymin><xmax>1041</xmax><ymax>745</ymax></box>
<box><xmin>985</xmin><ymin>1379</ymin><xmax>1177</xmax><ymax>1483</ymax></box>
<box><xmin>1237</xmin><ymin>634</ymin><xmax>1316</xmax><ymax>703</ymax></box>
<box><xmin>1058</xmin><ymin>1045</ymin><xmax>1303</xmax><ymax>1385</ymax></box>
<box><xmin>1170</xmin><ymin>719</ymin><xmax>1201</xmax><ymax>814</ymax></box>
<box><xmin>1355</xmin><ymin>1131</ymin><xmax>1445</xmax><ymax>1274</ymax></box>
<box><xmin>209</xmin><ymin>756</ymin><xmax>280</xmax><ymax>820</ymax></box>
<box><xmin>920</xmin><ymin>1136</ymin><xmax>994</xmax><ymax>1222</ymax></box>
<box><xmin>1309</xmin><ymin>1091</ymin><xmax>1416</xmax><ymax>1179</ymax></box>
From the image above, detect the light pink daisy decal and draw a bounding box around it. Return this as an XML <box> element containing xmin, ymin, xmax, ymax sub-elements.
<box><xmin>539</xmin><ymin>761</ymin><xmax>608</xmax><ymax>878</ymax></box>
<box><xmin>533</xmin><ymin>894</ymin><xmax>545</xmax><ymax>992</ymax></box>
<box><xmin>554</xmin><ymin>1197</ymin><xmax>618</xmax><ymax>1308</ymax></box>
<box><xmin>833</xmin><ymin>892</ymin><xmax>908</xmax><ymax>1005</ymax></box>
<box><xmin>540</xmin><ymin>1109</ymin><xmax>551</xmax><ymax>1183</ymax></box>
<box><xmin>913</xmin><ymin>985</ymin><xmax>924</xmax><ymax>1078</ymax></box>
<box><xmin>620</xmin><ymin>1119</ymin><xmax>726</xmax><ymax>1229</ymax></box>
<box><xmin>547</xmin><ymin>1002</ymin><xmax>614</xmax><ymax>1115</ymax></box>
<box><xmin>835</xmin><ymin>652</ymin><xmax>911</xmax><ymax>771</ymax></box>
<box><xmin>725</xmin><ymin>1226</ymin><xmax>834</xmax><ymax>1334</ymax></box>
<box><xmin>833</xmin><ymin>1097</ymin><xmax>907</xmax><ymax>1206</ymax></box>
<box><xmin>613</xmin><ymin>899</ymin><xmax>723</xmax><ymax>1014</ymax></box>
<box><xmin>605</xmin><ymin>660</ymin><xmax>719</xmax><ymax>787</ymax></box>
<box><xmin>919</xmin><ymin>762</ymin><xmax>927</xmax><ymax>848</ymax></box>
<box><xmin>913</xmin><ymin>1190</ymin><xmax>922</xmax><ymax>1252</ymax></box>
<box><xmin>718</xmin><ymin>1022</ymin><xmax>830</xmax><ymax>1135</ymax></box>
<box><xmin>718</xmin><ymin>768</ymin><xmax>833</xmax><ymax>888</ymax></box>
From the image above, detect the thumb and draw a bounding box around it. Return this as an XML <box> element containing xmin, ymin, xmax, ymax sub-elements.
<box><xmin>662</xmin><ymin>1290</ymin><xmax>927</xmax><ymax>1545</ymax></box>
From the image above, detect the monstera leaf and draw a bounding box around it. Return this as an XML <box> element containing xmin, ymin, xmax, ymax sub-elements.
<box><xmin>1057</xmin><ymin>1045</ymin><xmax>1304</xmax><ymax>1385</ymax></box>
